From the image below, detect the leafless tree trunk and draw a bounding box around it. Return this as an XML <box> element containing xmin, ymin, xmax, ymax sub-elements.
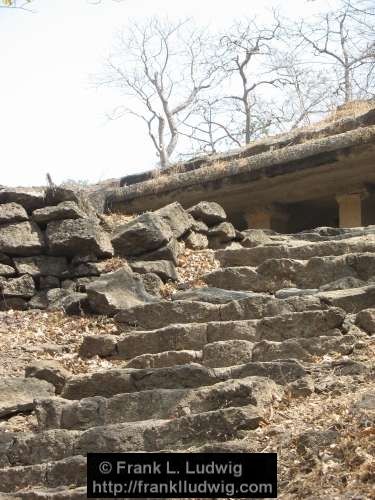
<box><xmin>98</xmin><ymin>18</ymin><xmax>217</xmax><ymax>168</ymax></box>
<box><xmin>218</xmin><ymin>15</ymin><xmax>282</xmax><ymax>145</ymax></box>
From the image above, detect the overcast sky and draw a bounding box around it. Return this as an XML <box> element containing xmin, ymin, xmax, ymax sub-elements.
<box><xmin>0</xmin><ymin>0</ymin><xmax>333</xmax><ymax>187</ymax></box>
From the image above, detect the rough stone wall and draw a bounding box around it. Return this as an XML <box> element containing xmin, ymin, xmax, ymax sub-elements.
<box><xmin>0</xmin><ymin>188</ymin><xmax>239</xmax><ymax>315</ymax></box>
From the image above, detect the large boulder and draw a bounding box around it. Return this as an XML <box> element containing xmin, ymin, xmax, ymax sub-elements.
<box><xmin>13</xmin><ymin>255</ymin><xmax>69</xmax><ymax>277</ymax></box>
<box><xmin>0</xmin><ymin>377</ymin><xmax>55</xmax><ymax>418</ymax></box>
<box><xmin>0</xmin><ymin>275</ymin><xmax>35</xmax><ymax>298</ymax></box>
<box><xmin>0</xmin><ymin>221</ymin><xmax>45</xmax><ymax>256</ymax></box>
<box><xmin>188</xmin><ymin>201</ymin><xmax>227</xmax><ymax>226</ymax></box>
<box><xmin>86</xmin><ymin>267</ymin><xmax>158</xmax><ymax>315</ymax></box>
<box><xmin>155</xmin><ymin>202</ymin><xmax>194</xmax><ymax>238</ymax></box>
<box><xmin>112</xmin><ymin>212</ymin><xmax>172</xmax><ymax>257</ymax></box>
<box><xmin>0</xmin><ymin>188</ymin><xmax>45</xmax><ymax>211</ymax></box>
<box><xmin>32</xmin><ymin>202</ymin><xmax>87</xmax><ymax>224</ymax></box>
<box><xmin>0</xmin><ymin>203</ymin><xmax>28</xmax><ymax>224</ymax></box>
<box><xmin>46</xmin><ymin>219</ymin><xmax>113</xmax><ymax>258</ymax></box>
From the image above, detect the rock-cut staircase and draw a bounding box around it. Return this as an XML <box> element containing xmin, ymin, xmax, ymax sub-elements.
<box><xmin>1</xmin><ymin>226</ymin><xmax>374</xmax><ymax>499</ymax></box>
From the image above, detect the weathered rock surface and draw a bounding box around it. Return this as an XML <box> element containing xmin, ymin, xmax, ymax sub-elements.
<box><xmin>188</xmin><ymin>201</ymin><xmax>227</xmax><ymax>225</ymax></box>
<box><xmin>86</xmin><ymin>267</ymin><xmax>157</xmax><ymax>315</ymax></box>
<box><xmin>171</xmin><ymin>287</ymin><xmax>262</xmax><ymax>304</ymax></box>
<box><xmin>138</xmin><ymin>237</ymin><xmax>180</xmax><ymax>264</ymax></box>
<box><xmin>0</xmin><ymin>275</ymin><xmax>35</xmax><ymax>298</ymax></box>
<box><xmin>47</xmin><ymin>289</ymin><xmax>90</xmax><ymax>315</ymax></box>
<box><xmin>0</xmin><ymin>188</ymin><xmax>45</xmax><ymax>211</ymax></box>
<box><xmin>13</xmin><ymin>256</ymin><xmax>69</xmax><ymax>277</ymax></box>
<box><xmin>0</xmin><ymin>221</ymin><xmax>44</xmax><ymax>256</ymax></box>
<box><xmin>155</xmin><ymin>202</ymin><xmax>194</xmax><ymax>238</ymax></box>
<box><xmin>0</xmin><ymin>203</ymin><xmax>28</xmax><ymax>224</ymax></box>
<box><xmin>46</xmin><ymin>219</ymin><xmax>113</xmax><ymax>258</ymax></box>
<box><xmin>0</xmin><ymin>378</ymin><xmax>55</xmax><ymax>418</ymax></box>
<box><xmin>129</xmin><ymin>260</ymin><xmax>177</xmax><ymax>282</ymax></box>
<box><xmin>0</xmin><ymin>264</ymin><xmax>15</xmax><ymax>277</ymax></box>
<box><xmin>184</xmin><ymin>231</ymin><xmax>209</xmax><ymax>250</ymax></box>
<box><xmin>209</xmin><ymin>221</ymin><xmax>236</xmax><ymax>241</ymax></box>
<box><xmin>203</xmin><ymin>340</ymin><xmax>254</xmax><ymax>367</ymax></box>
<box><xmin>32</xmin><ymin>202</ymin><xmax>86</xmax><ymax>224</ymax></box>
<box><xmin>355</xmin><ymin>308</ymin><xmax>375</xmax><ymax>334</ymax></box>
<box><xmin>25</xmin><ymin>360</ymin><xmax>70</xmax><ymax>394</ymax></box>
<box><xmin>112</xmin><ymin>212</ymin><xmax>172</xmax><ymax>257</ymax></box>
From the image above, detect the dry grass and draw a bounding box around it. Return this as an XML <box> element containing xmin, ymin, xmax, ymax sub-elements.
<box><xmin>323</xmin><ymin>99</ymin><xmax>375</xmax><ymax>124</ymax></box>
<box><xmin>0</xmin><ymin>310</ymin><xmax>121</xmax><ymax>378</ymax></box>
<box><xmin>100</xmin><ymin>211</ymin><xmax>135</xmax><ymax>231</ymax></box>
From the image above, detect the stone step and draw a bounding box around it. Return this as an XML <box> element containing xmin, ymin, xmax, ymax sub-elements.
<box><xmin>204</xmin><ymin>253</ymin><xmax>375</xmax><ymax>293</ymax></box>
<box><xmin>36</xmin><ymin>376</ymin><xmax>281</xmax><ymax>431</ymax></box>
<box><xmin>114</xmin><ymin>293</ymin><xmax>325</xmax><ymax>330</ymax></box>
<box><xmin>217</xmin><ymin>235</ymin><xmax>375</xmax><ymax>267</ymax></box>
<box><xmin>61</xmin><ymin>360</ymin><xmax>305</xmax><ymax>400</ymax></box>
<box><xmin>81</xmin><ymin>308</ymin><xmax>345</xmax><ymax>360</ymax></box>
<box><xmin>317</xmin><ymin>285</ymin><xmax>375</xmax><ymax>313</ymax></box>
<box><xmin>0</xmin><ymin>456</ymin><xmax>86</xmax><ymax>494</ymax></box>
<box><xmin>4</xmin><ymin>406</ymin><xmax>264</xmax><ymax>467</ymax></box>
<box><xmin>124</xmin><ymin>332</ymin><xmax>359</xmax><ymax>369</ymax></box>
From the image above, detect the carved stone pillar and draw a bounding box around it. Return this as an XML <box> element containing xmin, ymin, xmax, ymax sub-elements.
<box><xmin>336</xmin><ymin>191</ymin><xmax>367</xmax><ymax>228</ymax></box>
<box><xmin>245</xmin><ymin>205</ymin><xmax>289</xmax><ymax>231</ymax></box>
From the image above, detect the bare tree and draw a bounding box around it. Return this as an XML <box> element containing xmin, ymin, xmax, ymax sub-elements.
<box><xmin>270</xmin><ymin>50</ymin><xmax>334</xmax><ymax>129</ymax></box>
<box><xmin>99</xmin><ymin>18</ymin><xmax>217</xmax><ymax>168</ymax></box>
<box><xmin>298</xmin><ymin>0</ymin><xmax>375</xmax><ymax>103</ymax></box>
<box><xmin>214</xmin><ymin>16</ymin><xmax>282</xmax><ymax>146</ymax></box>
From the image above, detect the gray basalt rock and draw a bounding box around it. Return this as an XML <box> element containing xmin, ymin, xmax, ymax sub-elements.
<box><xmin>13</xmin><ymin>255</ymin><xmax>69</xmax><ymax>277</ymax></box>
<box><xmin>171</xmin><ymin>287</ymin><xmax>261</xmax><ymax>304</ymax></box>
<box><xmin>355</xmin><ymin>308</ymin><xmax>375</xmax><ymax>334</ymax></box>
<box><xmin>79</xmin><ymin>334</ymin><xmax>117</xmax><ymax>359</ymax></box>
<box><xmin>25</xmin><ymin>360</ymin><xmax>71</xmax><ymax>394</ymax></box>
<box><xmin>208</xmin><ymin>221</ymin><xmax>236</xmax><ymax>241</ymax></box>
<box><xmin>202</xmin><ymin>340</ymin><xmax>254</xmax><ymax>368</ymax></box>
<box><xmin>129</xmin><ymin>259</ymin><xmax>177</xmax><ymax>282</ymax></box>
<box><xmin>32</xmin><ymin>201</ymin><xmax>87</xmax><ymax>224</ymax></box>
<box><xmin>0</xmin><ymin>221</ymin><xmax>45</xmax><ymax>256</ymax></box>
<box><xmin>185</xmin><ymin>231</ymin><xmax>209</xmax><ymax>250</ymax></box>
<box><xmin>0</xmin><ymin>297</ymin><xmax>28</xmax><ymax>311</ymax></box>
<box><xmin>0</xmin><ymin>377</ymin><xmax>55</xmax><ymax>418</ymax></box>
<box><xmin>191</xmin><ymin>219</ymin><xmax>209</xmax><ymax>234</ymax></box>
<box><xmin>138</xmin><ymin>237</ymin><xmax>180</xmax><ymax>265</ymax></box>
<box><xmin>0</xmin><ymin>274</ymin><xmax>35</xmax><ymax>298</ymax></box>
<box><xmin>0</xmin><ymin>188</ymin><xmax>45</xmax><ymax>211</ymax></box>
<box><xmin>86</xmin><ymin>267</ymin><xmax>158</xmax><ymax>315</ymax></box>
<box><xmin>0</xmin><ymin>263</ymin><xmax>16</xmax><ymax>277</ymax></box>
<box><xmin>188</xmin><ymin>201</ymin><xmax>227</xmax><ymax>226</ymax></box>
<box><xmin>137</xmin><ymin>272</ymin><xmax>164</xmax><ymax>297</ymax></box>
<box><xmin>112</xmin><ymin>212</ymin><xmax>173</xmax><ymax>257</ymax></box>
<box><xmin>46</xmin><ymin>218</ymin><xmax>113</xmax><ymax>258</ymax></box>
<box><xmin>155</xmin><ymin>201</ymin><xmax>194</xmax><ymax>238</ymax></box>
<box><xmin>44</xmin><ymin>186</ymin><xmax>81</xmax><ymax>206</ymax></box>
<box><xmin>47</xmin><ymin>288</ymin><xmax>90</xmax><ymax>315</ymax></box>
<box><xmin>0</xmin><ymin>202</ymin><xmax>28</xmax><ymax>224</ymax></box>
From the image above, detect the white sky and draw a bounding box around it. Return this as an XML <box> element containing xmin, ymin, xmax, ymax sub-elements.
<box><xmin>0</xmin><ymin>0</ymin><xmax>332</xmax><ymax>187</ymax></box>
